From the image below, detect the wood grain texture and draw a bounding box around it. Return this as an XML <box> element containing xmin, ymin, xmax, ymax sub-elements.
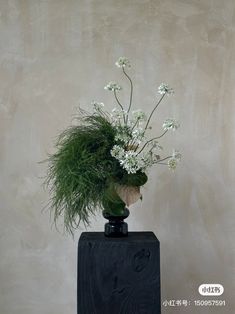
<box><xmin>77</xmin><ymin>232</ymin><xmax>161</xmax><ymax>314</ymax></box>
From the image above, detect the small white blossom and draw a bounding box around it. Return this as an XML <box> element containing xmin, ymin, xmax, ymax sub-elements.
<box><xmin>132</xmin><ymin>110</ymin><xmax>147</xmax><ymax>121</ymax></box>
<box><xmin>168</xmin><ymin>150</ymin><xmax>181</xmax><ymax>170</ymax></box>
<box><xmin>115</xmin><ymin>132</ymin><xmax>131</xmax><ymax>144</ymax></box>
<box><xmin>111</xmin><ymin>108</ymin><xmax>122</xmax><ymax>119</ymax></box>
<box><xmin>172</xmin><ymin>149</ymin><xmax>181</xmax><ymax>161</ymax></box>
<box><xmin>132</xmin><ymin>127</ymin><xmax>145</xmax><ymax>144</ymax></box>
<box><xmin>110</xmin><ymin>145</ymin><xmax>125</xmax><ymax>159</ymax></box>
<box><xmin>104</xmin><ymin>82</ymin><xmax>122</xmax><ymax>91</ymax></box>
<box><xmin>163</xmin><ymin>118</ymin><xmax>180</xmax><ymax>131</ymax></box>
<box><xmin>158</xmin><ymin>83</ymin><xmax>174</xmax><ymax>95</ymax></box>
<box><xmin>168</xmin><ymin>158</ymin><xmax>178</xmax><ymax>170</ymax></box>
<box><xmin>120</xmin><ymin>151</ymin><xmax>140</xmax><ymax>174</ymax></box>
<box><xmin>111</xmin><ymin>108</ymin><xmax>127</xmax><ymax>124</ymax></box>
<box><xmin>115</xmin><ymin>57</ymin><xmax>131</xmax><ymax>68</ymax></box>
<box><xmin>112</xmin><ymin>108</ymin><xmax>126</xmax><ymax>115</ymax></box>
<box><xmin>138</xmin><ymin>151</ymin><xmax>154</xmax><ymax>171</ymax></box>
<box><xmin>92</xmin><ymin>101</ymin><xmax>105</xmax><ymax>111</ymax></box>
<box><xmin>114</xmin><ymin>125</ymin><xmax>132</xmax><ymax>144</ymax></box>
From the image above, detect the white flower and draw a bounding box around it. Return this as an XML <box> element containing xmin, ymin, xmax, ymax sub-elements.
<box><xmin>115</xmin><ymin>132</ymin><xmax>131</xmax><ymax>144</ymax></box>
<box><xmin>110</xmin><ymin>145</ymin><xmax>125</xmax><ymax>159</ymax></box>
<box><xmin>172</xmin><ymin>149</ymin><xmax>181</xmax><ymax>161</ymax></box>
<box><xmin>132</xmin><ymin>127</ymin><xmax>145</xmax><ymax>144</ymax></box>
<box><xmin>111</xmin><ymin>147</ymin><xmax>141</xmax><ymax>174</ymax></box>
<box><xmin>111</xmin><ymin>141</ymin><xmax>167</xmax><ymax>174</ymax></box>
<box><xmin>168</xmin><ymin>158</ymin><xmax>178</xmax><ymax>170</ymax></box>
<box><xmin>115</xmin><ymin>57</ymin><xmax>131</xmax><ymax>68</ymax></box>
<box><xmin>92</xmin><ymin>101</ymin><xmax>105</xmax><ymax>111</ymax></box>
<box><xmin>112</xmin><ymin>108</ymin><xmax>127</xmax><ymax>115</ymax></box>
<box><xmin>158</xmin><ymin>83</ymin><xmax>174</xmax><ymax>95</ymax></box>
<box><xmin>120</xmin><ymin>151</ymin><xmax>140</xmax><ymax>174</ymax></box>
<box><xmin>138</xmin><ymin>151</ymin><xmax>154</xmax><ymax>171</ymax></box>
<box><xmin>168</xmin><ymin>150</ymin><xmax>181</xmax><ymax>170</ymax></box>
<box><xmin>163</xmin><ymin>118</ymin><xmax>180</xmax><ymax>131</ymax></box>
<box><xmin>104</xmin><ymin>82</ymin><xmax>122</xmax><ymax>91</ymax></box>
<box><xmin>111</xmin><ymin>108</ymin><xmax>127</xmax><ymax>124</ymax></box>
<box><xmin>111</xmin><ymin>108</ymin><xmax>122</xmax><ymax>119</ymax></box>
<box><xmin>114</xmin><ymin>125</ymin><xmax>132</xmax><ymax>144</ymax></box>
<box><xmin>132</xmin><ymin>110</ymin><xmax>147</xmax><ymax>121</ymax></box>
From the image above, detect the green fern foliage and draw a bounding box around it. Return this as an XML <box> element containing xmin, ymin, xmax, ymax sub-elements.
<box><xmin>45</xmin><ymin>111</ymin><xmax>138</xmax><ymax>233</ymax></box>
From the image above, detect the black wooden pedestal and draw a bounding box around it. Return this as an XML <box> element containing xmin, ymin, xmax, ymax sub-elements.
<box><xmin>77</xmin><ymin>232</ymin><xmax>161</xmax><ymax>314</ymax></box>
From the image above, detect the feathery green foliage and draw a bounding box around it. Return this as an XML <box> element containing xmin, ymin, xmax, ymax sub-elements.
<box><xmin>45</xmin><ymin>111</ymin><xmax>146</xmax><ymax>234</ymax></box>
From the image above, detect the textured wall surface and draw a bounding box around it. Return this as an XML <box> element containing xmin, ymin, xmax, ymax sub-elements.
<box><xmin>0</xmin><ymin>1</ymin><xmax>234</xmax><ymax>313</ymax></box>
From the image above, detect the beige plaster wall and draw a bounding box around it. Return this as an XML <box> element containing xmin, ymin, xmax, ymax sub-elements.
<box><xmin>0</xmin><ymin>1</ymin><xmax>234</xmax><ymax>313</ymax></box>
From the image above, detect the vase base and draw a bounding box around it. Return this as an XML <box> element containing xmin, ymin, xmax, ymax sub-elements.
<box><xmin>103</xmin><ymin>208</ymin><xmax>129</xmax><ymax>237</ymax></box>
<box><xmin>104</xmin><ymin>221</ymin><xmax>128</xmax><ymax>237</ymax></box>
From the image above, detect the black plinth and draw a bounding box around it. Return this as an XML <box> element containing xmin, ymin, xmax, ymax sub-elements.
<box><xmin>77</xmin><ymin>232</ymin><xmax>161</xmax><ymax>314</ymax></box>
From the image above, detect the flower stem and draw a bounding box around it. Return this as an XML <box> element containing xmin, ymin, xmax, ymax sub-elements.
<box><xmin>145</xmin><ymin>94</ymin><xmax>165</xmax><ymax>130</ymax></box>
<box><xmin>113</xmin><ymin>90</ymin><xmax>126</xmax><ymax>123</ymax></box>
<box><xmin>136</xmin><ymin>130</ymin><xmax>168</xmax><ymax>154</ymax></box>
<box><xmin>122</xmin><ymin>67</ymin><xmax>133</xmax><ymax>123</ymax></box>
<box><xmin>154</xmin><ymin>156</ymin><xmax>171</xmax><ymax>164</ymax></box>
<box><xmin>130</xmin><ymin>119</ymin><xmax>139</xmax><ymax>132</ymax></box>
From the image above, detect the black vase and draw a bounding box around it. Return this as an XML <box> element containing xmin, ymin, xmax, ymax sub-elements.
<box><xmin>102</xmin><ymin>208</ymin><xmax>130</xmax><ymax>237</ymax></box>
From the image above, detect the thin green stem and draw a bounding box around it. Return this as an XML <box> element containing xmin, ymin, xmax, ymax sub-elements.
<box><xmin>154</xmin><ymin>156</ymin><xmax>172</xmax><ymax>164</ymax></box>
<box><xmin>113</xmin><ymin>90</ymin><xmax>126</xmax><ymax>123</ymax></box>
<box><xmin>113</xmin><ymin>90</ymin><xmax>124</xmax><ymax>111</ymax></box>
<box><xmin>122</xmin><ymin>67</ymin><xmax>133</xmax><ymax>121</ymax></box>
<box><xmin>96</xmin><ymin>108</ymin><xmax>110</xmax><ymax>120</ymax></box>
<box><xmin>136</xmin><ymin>130</ymin><xmax>168</xmax><ymax>154</ymax></box>
<box><xmin>130</xmin><ymin>119</ymin><xmax>139</xmax><ymax>132</ymax></box>
<box><xmin>145</xmin><ymin>94</ymin><xmax>165</xmax><ymax>131</ymax></box>
<box><xmin>154</xmin><ymin>129</ymin><xmax>168</xmax><ymax>139</ymax></box>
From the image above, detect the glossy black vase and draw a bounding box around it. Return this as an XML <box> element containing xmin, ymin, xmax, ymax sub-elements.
<box><xmin>102</xmin><ymin>208</ymin><xmax>130</xmax><ymax>237</ymax></box>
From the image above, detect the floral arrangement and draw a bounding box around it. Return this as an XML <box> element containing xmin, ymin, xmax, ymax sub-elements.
<box><xmin>45</xmin><ymin>57</ymin><xmax>181</xmax><ymax>234</ymax></box>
